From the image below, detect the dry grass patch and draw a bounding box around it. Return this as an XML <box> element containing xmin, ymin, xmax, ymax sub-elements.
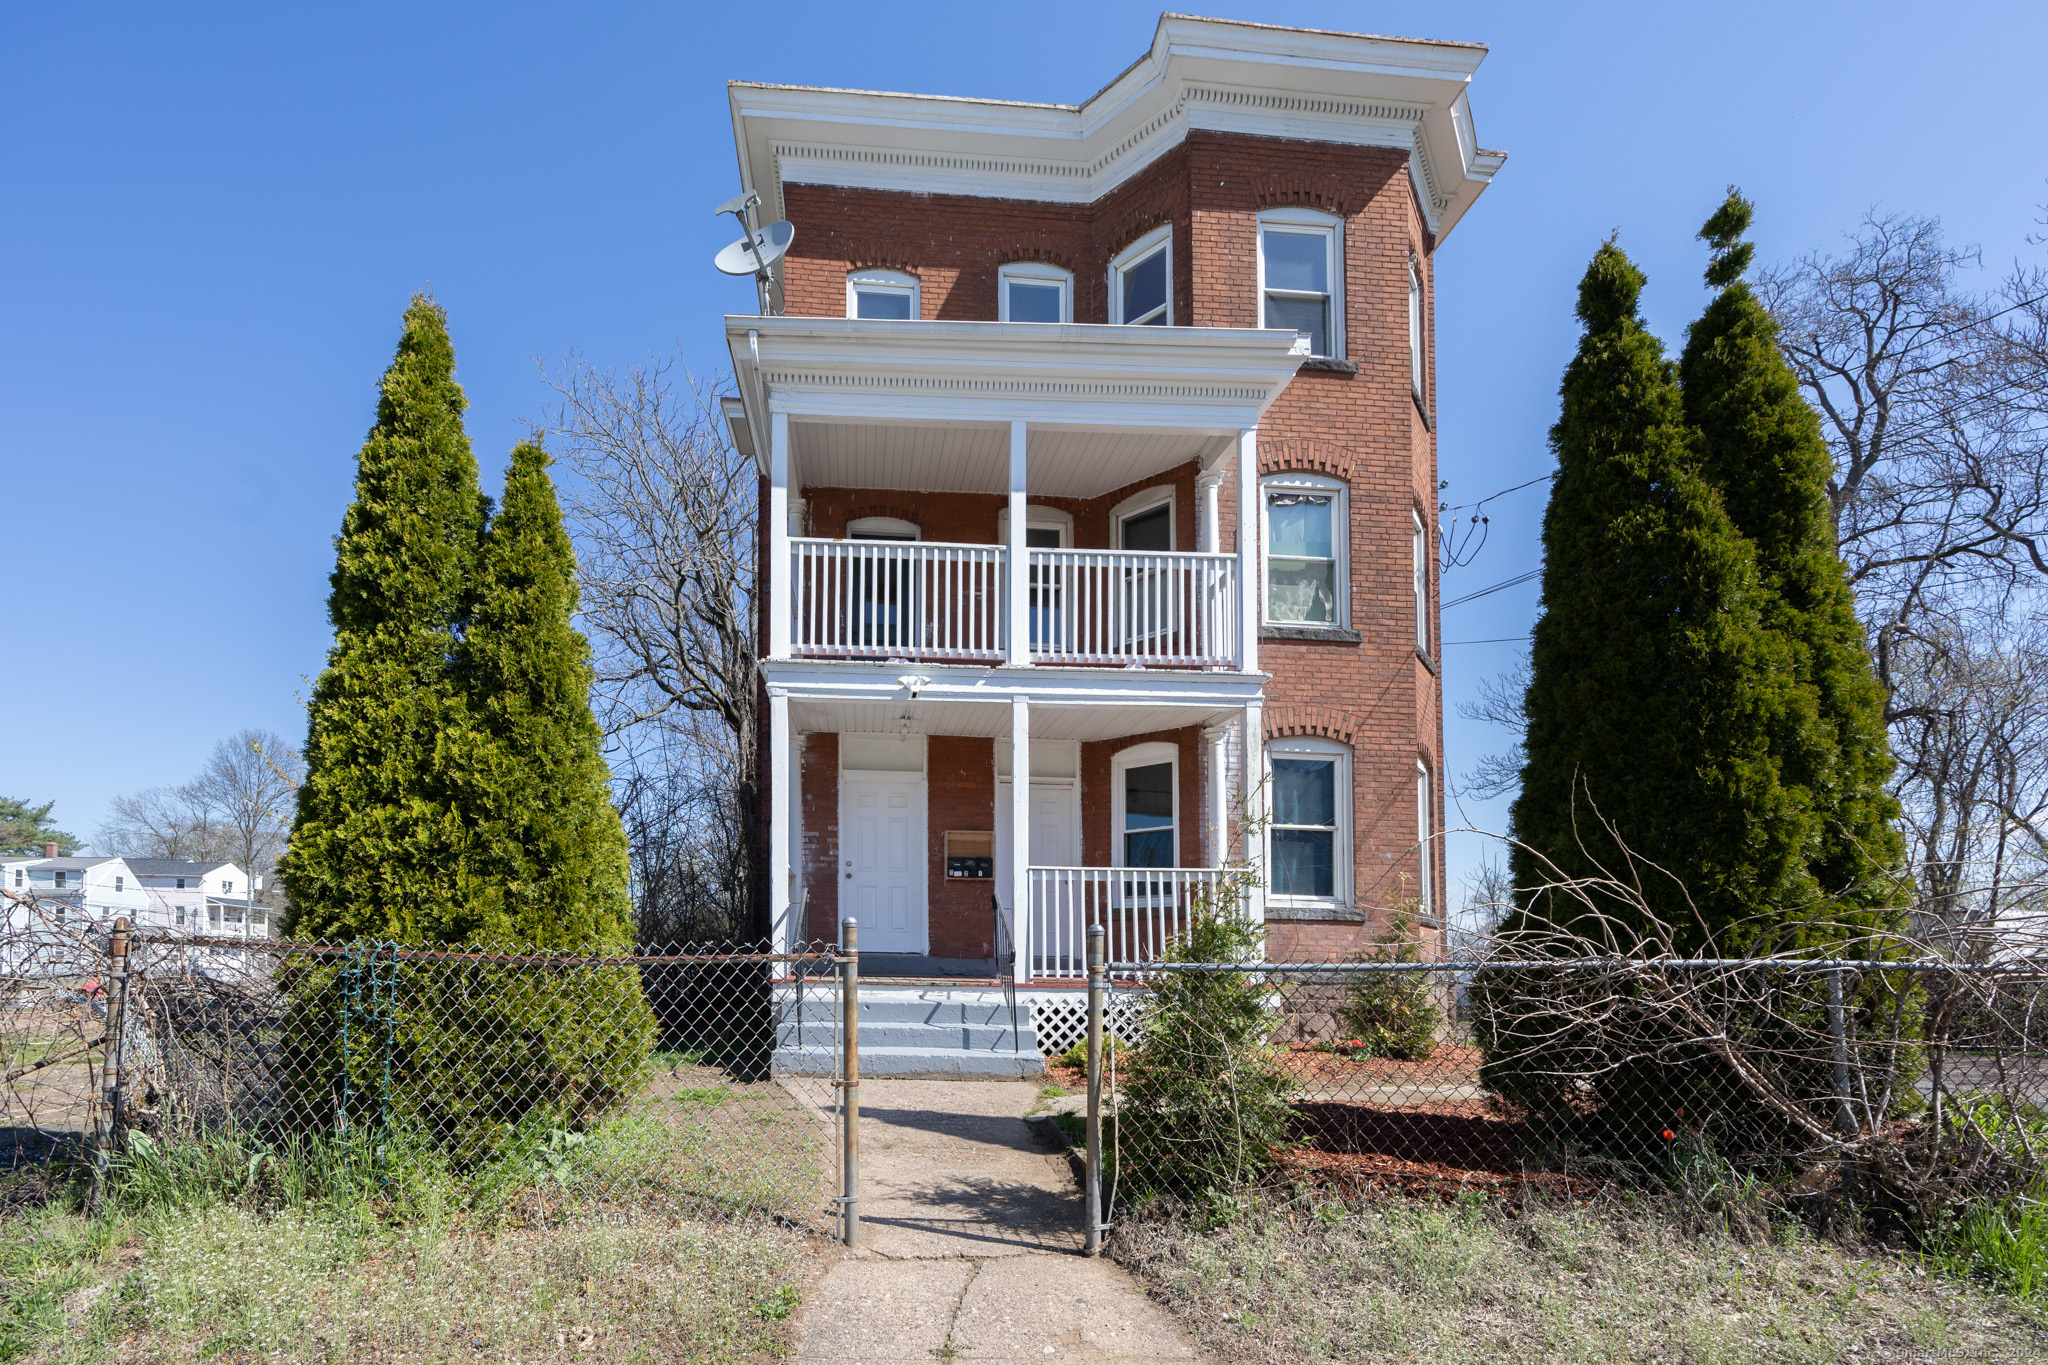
<box><xmin>1110</xmin><ymin>1194</ymin><xmax>2048</xmax><ymax>1365</ymax></box>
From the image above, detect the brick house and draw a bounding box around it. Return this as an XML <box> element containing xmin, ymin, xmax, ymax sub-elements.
<box><xmin>723</xmin><ymin>15</ymin><xmax>1502</xmax><ymax>1030</ymax></box>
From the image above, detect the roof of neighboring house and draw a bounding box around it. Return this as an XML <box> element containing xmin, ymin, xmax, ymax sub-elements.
<box><xmin>16</xmin><ymin>858</ymin><xmax>120</xmax><ymax>871</ymax></box>
<box><xmin>125</xmin><ymin>859</ymin><xmax>229</xmax><ymax>877</ymax></box>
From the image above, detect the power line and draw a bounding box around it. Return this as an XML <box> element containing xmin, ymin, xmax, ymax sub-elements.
<box><xmin>1441</xmin><ymin>567</ymin><xmax>1540</xmax><ymax>610</ymax></box>
<box><xmin>1443</xmin><ymin>636</ymin><xmax>1530</xmax><ymax>645</ymax></box>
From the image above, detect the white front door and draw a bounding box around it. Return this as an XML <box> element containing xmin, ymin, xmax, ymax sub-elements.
<box><xmin>997</xmin><ymin>779</ymin><xmax>1080</xmax><ymax>968</ymax></box>
<box><xmin>841</xmin><ymin>774</ymin><xmax>927</xmax><ymax>953</ymax></box>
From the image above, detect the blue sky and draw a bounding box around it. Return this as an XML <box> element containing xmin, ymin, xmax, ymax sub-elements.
<box><xmin>5</xmin><ymin>1</ymin><xmax>2045</xmax><ymax>895</ymax></box>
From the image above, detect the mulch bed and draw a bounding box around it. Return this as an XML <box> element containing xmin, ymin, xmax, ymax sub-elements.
<box><xmin>1280</xmin><ymin>1041</ymin><xmax>1485</xmax><ymax>1088</ymax></box>
<box><xmin>1283</xmin><ymin>1100</ymin><xmax>1603</xmax><ymax>1199</ymax></box>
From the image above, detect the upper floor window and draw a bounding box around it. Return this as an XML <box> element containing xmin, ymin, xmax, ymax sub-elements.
<box><xmin>174</xmin><ymin>876</ymin><xmax>186</xmax><ymax>889</ymax></box>
<box><xmin>222</xmin><ymin>879</ymin><xmax>234</xmax><ymax>895</ymax></box>
<box><xmin>11</xmin><ymin>870</ymin><xmax>20</xmax><ymax>887</ymax></box>
<box><xmin>1263</xmin><ymin>474</ymin><xmax>1345</xmax><ymax>626</ymax></box>
<box><xmin>1109</xmin><ymin>226</ymin><xmax>1171</xmax><ymax>327</ymax></box>
<box><xmin>1259</xmin><ymin>209</ymin><xmax>1342</xmax><ymax>358</ymax></box>
<box><xmin>114</xmin><ymin>876</ymin><xmax>123</xmax><ymax>892</ymax></box>
<box><xmin>1408</xmin><ymin>259</ymin><xmax>1424</xmax><ymax>396</ymax></box>
<box><xmin>847</xmin><ymin>268</ymin><xmax>919</xmax><ymax>321</ymax></box>
<box><xmin>54</xmin><ymin>871</ymin><xmax>67</xmax><ymax>888</ymax></box>
<box><xmin>1412</xmin><ymin>509</ymin><xmax>1429</xmax><ymax>654</ymax></box>
<box><xmin>1268</xmin><ymin>737</ymin><xmax>1349</xmax><ymax>906</ymax></box>
<box><xmin>998</xmin><ymin>261</ymin><xmax>1072</xmax><ymax>323</ymax></box>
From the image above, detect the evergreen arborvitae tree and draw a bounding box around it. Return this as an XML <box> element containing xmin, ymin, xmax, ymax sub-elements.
<box><xmin>282</xmin><ymin>295</ymin><xmax>485</xmax><ymax>941</ymax></box>
<box><xmin>454</xmin><ymin>440</ymin><xmax>635</xmax><ymax>952</ymax></box>
<box><xmin>1679</xmin><ymin>190</ymin><xmax>1905</xmax><ymax>923</ymax></box>
<box><xmin>1506</xmin><ymin>242</ymin><xmax>1817</xmax><ymax>948</ymax></box>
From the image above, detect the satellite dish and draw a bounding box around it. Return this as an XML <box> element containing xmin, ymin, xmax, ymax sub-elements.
<box><xmin>714</xmin><ymin>189</ymin><xmax>761</xmax><ymax>220</ymax></box>
<box><xmin>714</xmin><ymin>220</ymin><xmax>795</xmax><ymax>277</ymax></box>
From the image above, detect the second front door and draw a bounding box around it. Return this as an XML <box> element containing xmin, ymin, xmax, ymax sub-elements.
<box><xmin>841</xmin><ymin>773</ymin><xmax>927</xmax><ymax>954</ymax></box>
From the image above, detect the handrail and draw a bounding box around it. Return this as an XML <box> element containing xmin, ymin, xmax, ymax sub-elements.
<box><xmin>1026</xmin><ymin>549</ymin><xmax>1237</xmax><ymax>667</ymax></box>
<box><xmin>1025</xmin><ymin>866</ymin><xmax>1237</xmax><ymax>979</ymax></box>
<box><xmin>790</xmin><ymin>538</ymin><xmax>1005</xmax><ymax>662</ymax></box>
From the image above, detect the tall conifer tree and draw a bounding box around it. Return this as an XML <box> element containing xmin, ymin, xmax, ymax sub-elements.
<box><xmin>282</xmin><ymin>295</ymin><xmax>485</xmax><ymax>941</ymax></box>
<box><xmin>454</xmin><ymin>441</ymin><xmax>634</xmax><ymax>951</ymax></box>
<box><xmin>1679</xmin><ymin>191</ymin><xmax>1905</xmax><ymax>921</ymax></box>
<box><xmin>1508</xmin><ymin>243</ymin><xmax>1817</xmax><ymax>949</ymax></box>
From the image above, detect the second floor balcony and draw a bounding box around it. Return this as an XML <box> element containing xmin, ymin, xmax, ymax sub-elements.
<box><xmin>728</xmin><ymin>314</ymin><xmax>1308</xmax><ymax>678</ymax></box>
<box><xmin>790</xmin><ymin>539</ymin><xmax>1240</xmax><ymax>668</ymax></box>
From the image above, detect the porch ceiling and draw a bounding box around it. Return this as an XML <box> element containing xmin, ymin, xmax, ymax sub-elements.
<box><xmin>789</xmin><ymin>418</ymin><xmax>1228</xmax><ymax>500</ymax></box>
<box><xmin>790</xmin><ymin>698</ymin><xmax>1238</xmax><ymax>742</ymax></box>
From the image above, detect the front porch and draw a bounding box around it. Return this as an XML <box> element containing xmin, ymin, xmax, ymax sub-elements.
<box><xmin>764</xmin><ymin>679</ymin><xmax>1267</xmax><ymax>986</ymax></box>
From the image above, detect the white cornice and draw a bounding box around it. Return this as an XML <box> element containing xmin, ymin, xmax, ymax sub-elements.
<box><xmin>729</xmin><ymin>14</ymin><xmax>1504</xmax><ymax>241</ymax></box>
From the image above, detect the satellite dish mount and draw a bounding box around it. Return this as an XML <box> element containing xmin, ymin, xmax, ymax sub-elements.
<box><xmin>712</xmin><ymin>189</ymin><xmax>794</xmax><ymax>316</ymax></box>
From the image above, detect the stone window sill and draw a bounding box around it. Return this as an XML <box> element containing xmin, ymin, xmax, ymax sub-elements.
<box><xmin>1299</xmin><ymin>357</ymin><xmax>1359</xmax><ymax>375</ymax></box>
<box><xmin>1265</xmin><ymin>903</ymin><xmax>1367</xmax><ymax>924</ymax></box>
<box><xmin>1261</xmin><ymin>625</ymin><xmax>1363</xmax><ymax>644</ymax></box>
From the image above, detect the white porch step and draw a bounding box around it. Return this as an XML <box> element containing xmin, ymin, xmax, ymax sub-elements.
<box><xmin>770</xmin><ymin>984</ymin><xmax>1042</xmax><ymax>1078</ymax></box>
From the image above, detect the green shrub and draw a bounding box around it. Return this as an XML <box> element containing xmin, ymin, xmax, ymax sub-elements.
<box><xmin>1115</xmin><ymin>900</ymin><xmax>1294</xmax><ymax>1198</ymax></box>
<box><xmin>1335</xmin><ymin>910</ymin><xmax>1441</xmax><ymax>1061</ymax></box>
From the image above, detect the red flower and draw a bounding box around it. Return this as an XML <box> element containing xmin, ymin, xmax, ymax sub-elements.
<box><xmin>1660</xmin><ymin>1129</ymin><xmax>1676</xmax><ymax>1141</ymax></box>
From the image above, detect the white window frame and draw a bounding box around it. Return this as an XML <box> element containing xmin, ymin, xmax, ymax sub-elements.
<box><xmin>996</xmin><ymin>506</ymin><xmax>1074</xmax><ymax>547</ymax></box>
<box><xmin>114</xmin><ymin>876</ymin><xmax>123</xmax><ymax>892</ymax></box>
<box><xmin>997</xmin><ymin>261</ymin><xmax>1073</xmax><ymax>323</ymax></box>
<box><xmin>1413</xmin><ymin>508</ymin><xmax>1429</xmax><ymax>654</ymax></box>
<box><xmin>1260</xmin><ymin>473</ymin><xmax>1347</xmax><ymax>627</ymax></box>
<box><xmin>1266</xmin><ymin>736</ymin><xmax>1351</xmax><ymax>910</ymax></box>
<box><xmin>1111</xmin><ymin>741</ymin><xmax>1180</xmax><ymax>870</ymax></box>
<box><xmin>1108</xmin><ymin>225</ymin><xmax>1172</xmax><ymax>326</ymax></box>
<box><xmin>846</xmin><ymin>516</ymin><xmax>921</xmax><ymax>541</ymax></box>
<box><xmin>846</xmin><ymin>268</ymin><xmax>920</xmax><ymax>321</ymax></box>
<box><xmin>1408</xmin><ymin>258</ymin><xmax>1425</xmax><ymax>398</ymax></box>
<box><xmin>1257</xmin><ymin>208</ymin><xmax>1344</xmax><ymax>359</ymax></box>
<box><xmin>1109</xmin><ymin>486</ymin><xmax>1175</xmax><ymax>551</ymax></box>
<box><xmin>1417</xmin><ymin>759</ymin><xmax>1435</xmax><ymax>918</ymax></box>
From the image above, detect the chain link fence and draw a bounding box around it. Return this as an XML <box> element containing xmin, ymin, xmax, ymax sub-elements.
<box><xmin>0</xmin><ymin>896</ymin><xmax>851</xmax><ymax>1231</ymax></box>
<box><xmin>1077</xmin><ymin>937</ymin><xmax>2048</xmax><ymax>1223</ymax></box>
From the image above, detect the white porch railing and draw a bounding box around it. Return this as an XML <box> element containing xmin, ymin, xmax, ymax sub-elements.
<box><xmin>1026</xmin><ymin>866</ymin><xmax>1238</xmax><ymax>979</ymax></box>
<box><xmin>791</xmin><ymin>538</ymin><xmax>1005</xmax><ymax>662</ymax></box>
<box><xmin>1026</xmin><ymin>549</ymin><xmax>1238</xmax><ymax>667</ymax></box>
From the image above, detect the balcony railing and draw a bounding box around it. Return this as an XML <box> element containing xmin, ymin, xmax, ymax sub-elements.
<box><xmin>791</xmin><ymin>539</ymin><xmax>1005</xmax><ymax>662</ymax></box>
<box><xmin>1025</xmin><ymin>866</ymin><xmax>1238</xmax><ymax>979</ymax></box>
<box><xmin>1026</xmin><ymin>549</ymin><xmax>1237</xmax><ymax>668</ymax></box>
<box><xmin>788</xmin><ymin>539</ymin><xmax>1243</xmax><ymax>669</ymax></box>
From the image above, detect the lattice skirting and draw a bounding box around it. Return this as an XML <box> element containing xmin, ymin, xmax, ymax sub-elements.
<box><xmin>1030</xmin><ymin>992</ymin><xmax>1148</xmax><ymax>1058</ymax></box>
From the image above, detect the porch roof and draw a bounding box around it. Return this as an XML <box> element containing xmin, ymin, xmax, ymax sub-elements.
<box><xmin>725</xmin><ymin>316</ymin><xmax>1305</xmax><ymax>496</ymax></box>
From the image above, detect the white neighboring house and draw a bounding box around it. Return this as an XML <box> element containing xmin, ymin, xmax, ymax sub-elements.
<box><xmin>0</xmin><ymin>845</ymin><xmax>269</xmax><ymax>939</ymax></box>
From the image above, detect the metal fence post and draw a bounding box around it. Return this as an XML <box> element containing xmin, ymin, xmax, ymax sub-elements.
<box><xmin>840</xmin><ymin>917</ymin><xmax>860</xmax><ymax>1249</ymax></box>
<box><xmin>97</xmin><ymin>917</ymin><xmax>133</xmax><ymax>1190</ymax></box>
<box><xmin>1826</xmin><ymin>968</ymin><xmax>1857</xmax><ymax>1140</ymax></box>
<box><xmin>1085</xmin><ymin>922</ymin><xmax>1105</xmax><ymax>1255</ymax></box>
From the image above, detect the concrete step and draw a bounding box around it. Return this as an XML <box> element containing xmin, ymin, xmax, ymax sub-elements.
<box><xmin>777</xmin><ymin>1021</ymin><xmax>1025</xmax><ymax>1051</ymax></box>
<box><xmin>773</xmin><ymin>1044</ymin><xmax>1043</xmax><ymax>1079</ymax></box>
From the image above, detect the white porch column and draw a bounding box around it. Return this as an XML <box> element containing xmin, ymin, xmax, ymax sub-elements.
<box><xmin>1242</xmin><ymin>699</ymin><xmax>1266</xmax><ymax>935</ymax></box>
<box><xmin>1203</xmin><ymin>722</ymin><xmax>1231</xmax><ymax>869</ymax></box>
<box><xmin>1006</xmin><ymin>420</ymin><xmax>1030</xmax><ymax>667</ymax></box>
<box><xmin>1196</xmin><ymin>466</ymin><xmax>1225</xmax><ymax>554</ymax></box>
<box><xmin>768</xmin><ymin>689</ymin><xmax>793</xmax><ymax>955</ymax></box>
<box><xmin>1235</xmin><ymin>427</ymin><xmax>1259</xmax><ymax>674</ymax></box>
<box><xmin>1009</xmin><ymin>696</ymin><xmax>1032</xmax><ymax>983</ymax></box>
<box><xmin>768</xmin><ymin>410</ymin><xmax>793</xmax><ymax>661</ymax></box>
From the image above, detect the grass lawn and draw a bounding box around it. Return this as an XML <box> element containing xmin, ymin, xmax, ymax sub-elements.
<box><xmin>1110</xmin><ymin>1193</ymin><xmax>2048</xmax><ymax>1365</ymax></box>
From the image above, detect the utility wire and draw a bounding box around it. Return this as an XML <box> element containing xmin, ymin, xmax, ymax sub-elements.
<box><xmin>1441</xmin><ymin>567</ymin><xmax>1541</xmax><ymax>610</ymax></box>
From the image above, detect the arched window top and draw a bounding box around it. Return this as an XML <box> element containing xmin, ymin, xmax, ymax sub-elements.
<box><xmin>847</xmin><ymin>268</ymin><xmax>920</xmax><ymax>321</ymax></box>
<box><xmin>998</xmin><ymin>261</ymin><xmax>1072</xmax><ymax>323</ymax></box>
<box><xmin>847</xmin><ymin>515</ymin><xmax>920</xmax><ymax>541</ymax></box>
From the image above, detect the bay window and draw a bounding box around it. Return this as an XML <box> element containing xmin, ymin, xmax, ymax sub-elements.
<box><xmin>998</xmin><ymin>261</ymin><xmax>1072</xmax><ymax>323</ymax></box>
<box><xmin>1110</xmin><ymin>226</ymin><xmax>1171</xmax><ymax>326</ymax></box>
<box><xmin>1259</xmin><ymin>209</ymin><xmax>1342</xmax><ymax>358</ymax></box>
<box><xmin>1263</xmin><ymin>474</ymin><xmax>1345</xmax><ymax>626</ymax></box>
<box><xmin>1268</xmin><ymin>738</ymin><xmax>1349</xmax><ymax>907</ymax></box>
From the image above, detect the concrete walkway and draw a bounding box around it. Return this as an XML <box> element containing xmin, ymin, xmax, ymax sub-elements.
<box><xmin>792</xmin><ymin>1079</ymin><xmax>1205</xmax><ymax>1364</ymax></box>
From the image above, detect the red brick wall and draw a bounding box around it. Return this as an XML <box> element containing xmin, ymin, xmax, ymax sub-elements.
<box><xmin>771</xmin><ymin>128</ymin><xmax>1447</xmax><ymax>956</ymax></box>
<box><xmin>800</xmin><ymin>463</ymin><xmax>1198</xmax><ymax>553</ymax></box>
<box><xmin>926</xmin><ymin>737</ymin><xmax>998</xmax><ymax>959</ymax></box>
<box><xmin>799</xmin><ymin>733</ymin><xmax>838</xmax><ymax>943</ymax></box>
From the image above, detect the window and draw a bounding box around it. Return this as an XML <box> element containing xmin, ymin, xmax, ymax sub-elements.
<box><xmin>1109</xmin><ymin>226</ymin><xmax>1171</xmax><ymax>326</ymax></box>
<box><xmin>1263</xmin><ymin>475</ymin><xmax>1345</xmax><ymax>625</ymax></box>
<box><xmin>1112</xmin><ymin>742</ymin><xmax>1178</xmax><ymax>869</ymax></box>
<box><xmin>1417</xmin><ymin>760</ymin><xmax>1435</xmax><ymax>917</ymax></box>
<box><xmin>1111</xmin><ymin>488</ymin><xmax>1174</xmax><ymax>551</ymax></box>
<box><xmin>11</xmin><ymin>870</ymin><xmax>19</xmax><ymax>888</ymax></box>
<box><xmin>221</xmin><ymin>879</ymin><xmax>233</xmax><ymax>895</ymax></box>
<box><xmin>846</xmin><ymin>517</ymin><xmax>919</xmax><ymax>652</ymax></box>
<box><xmin>998</xmin><ymin>261</ymin><xmax>1072</xmax><ymax>323</ymax></box>
<box><xmin>1259</xmin><ymin>209</ymin><xmax>1342</xmax><ymax>358</ymax></box>
<box><xmin>114</xmin><ymin>876</ymin><xmax>123</xmax><ymax>892</ymax></box>
<box><xmin>846</xmin><ymin>268</ymin><xmax>919</xmax><ymax>320</ymax></box>
<box><xmin>1408</xmin><ymin>259</ymin><xmax>1424</xmax><ymax>397</ymax></box>
<box><xmin>1413</xmin><ymin>509</ymin><xmax>1429</xmax><ymax>653</ymax></box>
<box><xmin>1268</xmin><ymin>738</ymin><xmax>1349</xmax><ymax>905</ymax></box>
<box><xmin>175</xmin><ymin>906</ymin><xmax>186</xmax><ymax>926</ymax></box>
<box><xmin>208</xmin><ymin>905</ymin><xmax>220</xmax><ymax>925</ymax></box>
<box><xmin>54</xmin><ymin>871</ymin><xmax>67</xmax><ymax>889</ymax></box>
<box><xmin>175</xmin><ymin>877</ymin><xmax>186</xmax><ymax>889</ymax></box>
